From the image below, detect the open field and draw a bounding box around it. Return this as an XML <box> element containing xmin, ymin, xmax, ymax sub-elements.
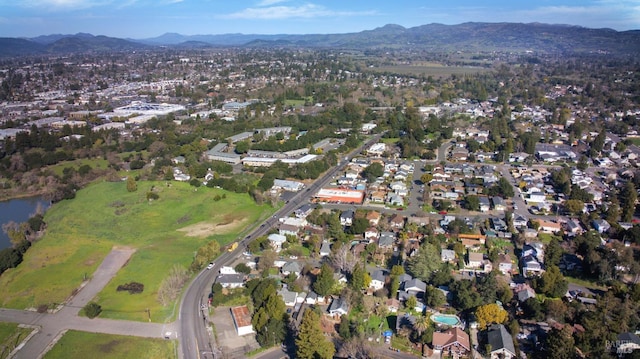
<box><xmin>43</xmin><ymin>330</ymin><xmax>175</xmax><ymax>359</ymax></box>
<box><xmin>0</xmin><ymin>180</ymin><xmax>273</xmax><ymax>322</ymax></box>
<box><xmin>47</xmin><ymin>158</ymin><xmax>110</xmax><ymax>177</ymax></box>
<box><xmin>0</xmin><ymin>323</ymin><xmax>32</xmax><ymax>359</ymax></box>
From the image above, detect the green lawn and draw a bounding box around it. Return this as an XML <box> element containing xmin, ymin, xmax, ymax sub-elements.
<box><xmin>43</xmin><ymin>331</ymin><xmax>175</xmax><ymax>359</ymax></box>
<box><xmin>0</xmin><ymin>180</ymin><xmax>274</xmax><ymax>322</ymax></box>
<box><xmin>0</xmin><ymin>323</ymin><xmax>32</xmax><ymax>359</ymax></box>
<box><xmin>48</xmin><ymin>158</ymin><xmax>110</xmax><ymax>177</ymax></box>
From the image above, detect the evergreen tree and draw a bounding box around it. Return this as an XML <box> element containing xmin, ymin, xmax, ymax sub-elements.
<box><xmin>296</xmin><ymin>310</ymin><xmax>335</xmax><ymax>359</ymax></box>
<box><xmin>620</xmin><ymin>181</ymin><xmax>637</xmax><ymax>222</ymax></box>
<box><xmin>313</xmin><ymin>263</ymin><xmax>335</xmax><ymax>296</ymax></box>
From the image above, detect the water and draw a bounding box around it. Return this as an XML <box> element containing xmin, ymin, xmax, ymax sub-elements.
<box><xmin>432</xmin><ymin>314</ymin><xmax>462</xmax><ymax>326</ymax></box>
<box><xmin>0</xmin><ymin>196</ymin><xmax>50</xmax><ymax>250</ymax></box>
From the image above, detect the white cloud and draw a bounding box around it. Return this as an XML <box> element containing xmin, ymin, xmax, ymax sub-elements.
<box><xmin>225</xmin><ymin>4</ymin><xmax>375</xmax><ymax>20</ymax></box>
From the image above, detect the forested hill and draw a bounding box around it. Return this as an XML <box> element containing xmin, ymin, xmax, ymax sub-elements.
<box><xmin>1</xmin><ymin>22</ymin><xmax>639</xmax><ymax>57</ymax></box>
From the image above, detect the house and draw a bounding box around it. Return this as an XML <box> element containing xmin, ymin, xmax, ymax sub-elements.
<box><xmin>515</xmin><ymin>284</ymin><xmax>536</xmax><ymax>303</ymax></box>
<box><xmin>592</xmin><ymin>219</ymin><xmax>611</xmax><ymax>233</ymax></box>
<box><xmin>490</xmin><ymin>218</ymin><xmax>508</xmax><ymax>231</ymax></box>
<box><xmin>513</xmin><ymin>215</ymin><xmax>528</xmax><ymax>228</ymax></box>
<box><xmin>479</xmin><ymin>197</ymin><xmax>491</xmax><ymax>212</ymax></box>
<box><xmin>616</xmin><ymin>332</ymin><xmax>640</xmax><ymax>354</ymax></box>
<box><xmin>565</xmin><ymin>219</ymin><xmax>584</xmax><ymax>236</ymax></box>
<box><xmin>268</xmin><ymin>234</ymin><xmax>287</xmax><ymax>252</ymax></box>
<box><xmin>378</xmin><ymin>232</ymin><xmax>396</xmax><ymax>249</ymax></box>
<box><xmin>432</xmin><ymin>327</ymin><xmax>471</xmax><ymax>357</ymax></box>
<box><xmin>497</xmin><ymin>254</ymin><xmax>513</xmax><ymax>275</ymax></box>
<box><xmin>281</xmin><ymin>261</ymin><xmax>301</xmax><ymax>277</ymax></box>
<box><xmin>328</xmin><ymin>296</ymin><xmax>349</xmax><ymax>317</ymax></box>
<box><xmin>369</xmin><ymin>269</ymin><xmax>388</xmax><ymax>291</ymax></box>
<box><xmin>279</xmin><ymin>288</ymin><xmax>300</xmax><ymax>306</ymax></box>
<box><xmin>521</xmin><ymin>255</ymin><xmax>544</xmax><ymax>277</ymax></box>
<box><xmin>492</xmin><ymin>196</ymin><xmax>506</xmax><ymax>211</ymax></box>
<box><xmin>467</xmin><ymin>252</ymin><xmax>484</xmax><ymax>269</ymax></box>
<box><xmin>364</xmin><ymin>227</ymin><xmax>380</xmax><ymax>241</ymax></box>
<box><xmin>389</xmin><ymin>214</ymin><xmax>405</xmax><ymax>229</ymax></box>
<box><xmin>319</xmin><ymin>242</ymin><xmax>331</xmax><ymax>257</ymax></box>
<box><xmin>279</xmin><ymin>224</ymin><xmax>299</xmax><ymax>237</ymax></box>
<box><xmin>402</xmin><ymin>278</ymin><xmax>427</xmax><ymax>298</ymax></box>
<box><xmin>441</xmin><ymin>249</ymin><xmax>456</xmax><ymax>263</ymax></box>
<box><xmin>535</xmin><ymin>219</ymin><xmax>562</xmax><ymax>234</ymax></box>
<box><xmin>305</xmin><ymin>291</ymin><xmax>325</xmax><ymax>305</ymax></box>
<box><xmin>487</xmin><ymin>324</ymin><xmax>517</xmax><ymax>359</ymax></box>
<box><xmin>230</xmin><ymin>306</ymin><xmax>254</xmax><ymax>336</ymax></box>
<box><xmin>386</xmin><ymin>298</ymin><xmax>401</xmax><ymax>313</ymax></box>
<box><xmin>366</xmin><ymin>211</ymin><xmax>381</xmax><ymax>226</ymax></box>
<box><xmin>295</xmin><ymin>204</ymin><xmax>315</xmax><ymax>218</ymax></box>
<box><xmin>217</xmin><ymin>274</ymin><xmax>245</xmax><ymax>289</ymax></box>
<box><xmin>340</xmin><ymin>210</ymin><xmax>355</xmax><ymax>226</ymax></box>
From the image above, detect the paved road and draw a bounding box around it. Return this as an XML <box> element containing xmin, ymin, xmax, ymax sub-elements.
<box><xmin>179</xmin><ymin>133</ymin><xmax>385</xmax><ymax>359</ymax></box>
<box><xmin>0</xmin><ymin>247</ymin><xmax>175</xmax><ymax>359</ymax></box>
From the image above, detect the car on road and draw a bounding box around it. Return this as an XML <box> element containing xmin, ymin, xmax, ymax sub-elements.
<box><xmin>206</xmin><ymin>262</ymin><xmax>215</xmax><ymax>270</ymax></box>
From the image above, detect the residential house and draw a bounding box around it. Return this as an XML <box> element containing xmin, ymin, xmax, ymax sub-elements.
<box><xmin>279</xmin><ymin>224</ymin><xmax>299</xmax><ymax>237</ymax></box>
<box><xmin>364</xmin><ymin>227</ymin><xmax>380</xmax><ymax>241</ymax></box>
<box><xmin>369</xmin><ymin>269</ymin><xmax>388</xmax><ymax>291</ymax></box>
<box><xmin>340</xmin><ymin>210</ymin><xmax>355</xmax><ymax>226</ymax></box>
<box><xmin>535</xmin><ymin>219</ymin><xmax>562</xmax><ymax>234</ymax></box>
<box><xmin>432</xmin><ymin>327</ymin><xmax>471</xmax><ymax>357</ymax></box>
<box><xmin>513</xmin><ymin>215</ymin><xmax>528</xmax><ymax>228</ymax></box>
<box><xmin>279</xmin><ymin>288</ymin><xmax>300</xmax><ymax>306</ymax></box>
<box><xmin>305</xmin><ymin>291</ymin><xmax>325</xmax><ymax>305</ymax></box>
<box><xmin>281</xmin><ymin>261</ymin><xmax>301</xmax><ymax>277</ymax></box>
<box><xmin>515</xmin><ymin>284</ymin><xmax>536</xmax><ymax>303</ymax></box>
<box><xmin>441</xmin><ymin>249</ymin><xmax>456</xmax><ymax>263</ymax></box>
<box><xmin>217</xmin><ymin>274</ymin><xmax>245</xmax><ymax>289</ymax></box>
<box><xmin>328</xmin><ymin>296</ymin><xmax>349</xmax><ymax>317</ymax></box>
<box><xmin>497</xmin><ymin>254</ymin><xmax>513</xmax><ymax>275</ymax></box>
<box><xmin>401</xmin><ymin>278</ymin><xmax>427</xmax><ymax>299</ymax></box>
<box><xmin>386</xmin><ymin>298</ymin><xmax>401</xmax><ymax>313</ymax></box>
<box><xmin>492</xmin><ymin>196</ymin><xmax>506</xmax><ymax>211</ymax></box>
<box><xmin>521</xmin><ymin>255</ymin><xmax>544</xmax><ymax>277</ymax></box>
<box><xmin>479</xmin><ymin>197</ymin><xmax>491</xmax><ymax>212</ymax></box>
<box><xmin>294</xmin><ymin>204</ymin><xmax>315</xmax><ymax>218</ymax></box>
<box><xmin>267</xmin><ymin>234</ymin><xmax>287</xmax><ymax>252</ymax></box>
<box><xmin>467</xmin><ymin>252</ymin><xmax>484</xmax><ymax>269</ymax></box>
<box><xmin>387</xmin><ymin>193</ymin><xmax>405</xmax><ymax>206</ymax></box>
<box><xmin>491</xmin><ymin>218</ymin><xmax>508</xmax><ymax>232</ymax></box>
<box><xmin>319</xmin><ymin>242</ymin><xmax>331</xmax><ymax>257</ymax></box>
<box><xmin>565</xmin><ymin>219</ymin><xmax>584</xmax><ymax>236</ymax></box>
<box><xmin>378</xmin><ymin>232</ymin><xmax>396</xmax><ymax>249</ymax></box>
<box><xmin>487</xmin><ymin>324</ymin><xmax>517</xmax><ymax>359</ymax></box>
<box><xmin>389</xmin><ymin>214</ymin><xmax>405</xmax><ymax>230</ymax></box>
<box><xmin>366</xmin><ymin>211</ymin><xmax>381</xmax><ymax>226</ymax></box>
<box><xmin>592</xmin><ymin>219</ymin><xmax>611</xmax><ymax>233</ymax></box>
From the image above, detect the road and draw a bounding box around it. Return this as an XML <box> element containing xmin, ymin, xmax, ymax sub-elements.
<box><xmin>179</xmin><ymin>133</ymin><xmax>385</xmax><ymax>359</ymax></box>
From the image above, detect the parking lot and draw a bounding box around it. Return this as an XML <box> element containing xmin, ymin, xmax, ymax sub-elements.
<box><xmin>211</xmin><ymin>306</ymin><xmax>260</xmax><ymax>357</ymax></box>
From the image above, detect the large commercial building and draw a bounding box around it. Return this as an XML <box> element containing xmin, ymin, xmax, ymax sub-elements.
<box><xmin>314</xmin><ymin>188</ymin><xmax>365</xmax><ymax>204</ymax></box>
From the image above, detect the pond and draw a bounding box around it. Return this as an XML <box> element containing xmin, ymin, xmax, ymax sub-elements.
<box><xmin>0</xmin><ymin>196</ymin><xmax>50</xmax><ymax>250</ymax></box>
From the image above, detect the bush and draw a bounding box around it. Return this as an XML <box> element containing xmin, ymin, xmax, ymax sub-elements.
<box><xmin>84</xmin><ymin>302</ymin><xmax>102</xmax><ymax>318</ymax></box>
<box><xmin>116</xmin><ymin>282</ymin><xmax>144</xmax><ymax>294</ymax></box>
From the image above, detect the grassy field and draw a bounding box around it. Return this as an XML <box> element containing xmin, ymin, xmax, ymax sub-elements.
<box><xmin>0</xmin><ymin>323</ymin><xmax>32</xmax><ymax>359</ymax></box>
<box><xmin>370</xmin><ymin>64</ymin><xmax>487</xmax><ymax>77</ymax></box>
<box><xmin>47</xmin><ymin>158</ymin><xmax>110</xmax><ymax>177</ymax></box>
<box><xmin>0</xmin><ymin>180</ymin><xmax>274</xmax><ymax>322</ymax></box>
<box><xmin>43</xmin><ymin>331</ymin><xmax>175</xmax><ymax>359</ymax></box>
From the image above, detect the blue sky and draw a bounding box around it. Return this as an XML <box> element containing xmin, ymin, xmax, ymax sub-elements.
<box><xmin>0</xmin><ymin>0</ymin><xmax>638</xmax><ymax>38</ymax></box>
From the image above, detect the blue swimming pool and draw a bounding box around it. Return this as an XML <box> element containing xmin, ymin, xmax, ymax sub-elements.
<box><xmin>432</xmin><ymin>314</ymin><xmax>462</xmax><ymax>327</ymax></box>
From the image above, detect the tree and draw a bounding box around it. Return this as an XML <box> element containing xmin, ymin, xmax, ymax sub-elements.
<box><xmin>234</xmin><ymin>263</ymin><xmax>251</xmax><ymax>274</ymax></box>
<box><xmin>407</xmin><ymin>242</ymin><xmax>441</xmax><ymax>282</ymax></box>
<box><xmin>296</xmin><ymin>310</ymin><xmax>335</xmax><ymax>359</ymax></box>
<box><xmin>420</xmin><ymin>173</ymin><xmax>433</xmax><ymax>184</ymax></box>
<box><xmin>406</xmin><ymin>295</ymin><xmax>418</xmax><ymax>310</ymax></box>
<box><xmin>313</xmin><ymin>263</ymin><xmax>335</xmax><ymax>296</ymax></box>
<box><xmin>535</xmin><ymin>265</ymin><xmax>568</xmax><ymax>298</ymax></box>
<box><xmin>126</xmin><ymin>176</ymin><xmax>137</xmax><ymax>192</ymax></box>
<box><xmin>464</xmin><ymin>195</ymin><xmax>480</xmax><ymax>211</ymax></box>
<box><xmin>361</xmin><ymin>162</ymin><xmax>384</xmax><ymax>183</ymax></box>
<box><xmin>564</xmin><ymin>199</ymin><xmax>584</xmax><ymax>215</ymax></box>
<box><xmin>542</xmin><ymin>325</ymin><xmax>575</xmax><ymax>359</ymax></box>
<box><xmin>620</xmin><ymin>181</ymin><xmax>637</xmax><ymax>222</ymax></box>
<box><xmin>424</xmin><ymin>285</ymin><xmax>446</xmax><ymax>308</ymax></box>
<box><xmin>475</xmin><ymin>303</ymin><xmax>508</xmax><ymax>329</ymax></box>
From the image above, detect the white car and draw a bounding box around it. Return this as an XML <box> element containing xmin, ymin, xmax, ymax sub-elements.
<box><xmin>206</xmin><ymin>262</ymin><xmax>215</xmax><ymax>270</ymax></box>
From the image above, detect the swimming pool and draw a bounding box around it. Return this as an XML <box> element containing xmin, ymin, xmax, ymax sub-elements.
<box><xmin>431</xmin><ymin>314</ymin><xmax>462</xmax><ymax>327</ymax></box>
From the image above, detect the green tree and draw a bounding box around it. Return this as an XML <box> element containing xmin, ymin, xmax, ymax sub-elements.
<box><xmin>296</xmin><ymin>310</ymin><xmax>335</xmax><ymax>359</ymax></box>
<box><xmin>542</xmin><ymin>326</ymin><xmax>575</xmax><ymax>359</ymax></box>
<box><xmin>407</xmin><ymin>242</ymin><xmax>441</xmax><ymax>282</ymax></box>
<box><xmin>313</xmin><ymin>263</ymin><xmax>335</xmax><ymax>296</ymax></box>
<box><xmin>361</xmin><ymin>162</ymin><xmax>384</xmax><ymax>183</ymax></box>
<box><xmin>420</xmin><ymin>173</ymin><xmax>433</xmax><ymax>184</ymax></box>
<box><xmin>564</xmin><ymin>199</ymin><xmax>584</xmax><ymax>215</ymax></box>
<box><xmin>406</xmin><ymin>295</ymin><xmax>418</xmax><ymax>310</ymax></box>
<box><xmin>620</xmin><ymin>181</ymin><xmax>637</xmax><ymax>222</ymax></box>
<box><xmin>126</xmin><ymin>176</ymin><xmax>137</xmax><ymax>192</ymax></box>
<box><xmin>83</xmin><ymin>302</ymin><xmax>102</xmax><ymax>319</ymax></box>
<box><xmin>424</xmin><ymin>285</ymin><xmax>446</xmax><ymax>308</ymax></box>
<box><xmin>464</xmin><ymin>195</ymin><xmax>480</xmax><ymax>211</ymax></box>
<box><xmin>535</xmin><ymin>265</ymin><xmax>568</xmax><ymax>298</ymax></box>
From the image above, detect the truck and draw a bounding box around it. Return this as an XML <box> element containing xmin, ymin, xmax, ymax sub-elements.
<box><xmin>227</xmin><ymin>242</ymin><xmax>238</xmax><ymax>252</ymax></box>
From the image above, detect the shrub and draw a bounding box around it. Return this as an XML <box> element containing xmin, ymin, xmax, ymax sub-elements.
<box><xmin>84</xmin><ymin>302</ymin><xmax>102</xmax><ymax>318</ymax></box>
<box><xmin>116</xmin><ymin>282</ymin><xmax>144</xmax><ymax>294</ymax></box>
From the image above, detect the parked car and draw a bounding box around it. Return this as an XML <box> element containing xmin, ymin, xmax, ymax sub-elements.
<box><xmin>206</xmin><ymin>262</ymin><xmax>215</xmax><ymax>270</ymax></box>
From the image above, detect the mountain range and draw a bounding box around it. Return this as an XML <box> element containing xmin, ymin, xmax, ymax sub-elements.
<box><xmin>1</xmin><ymin>22</ymin><xmax>639</xmax><ymax>58</ymax></box>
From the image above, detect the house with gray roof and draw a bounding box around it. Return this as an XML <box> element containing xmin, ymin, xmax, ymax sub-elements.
<box><xmin>369</xmin><ymin>269</ymin><xmax>388</xmax><ymax>291</ymax></box>
<box><xmin>328</xmin><ymin>296</ymin><xmax>349</xmax><ymax>317</ymax></box>
<box><xmin>378</xmin><ymin>231</ymin><xmax>396</xmax><ymax>249</ymax></box>
<box><xmin>486</xmin><ymin>324</ymin><xmax>516</xmax><ymax>359</ymax></box>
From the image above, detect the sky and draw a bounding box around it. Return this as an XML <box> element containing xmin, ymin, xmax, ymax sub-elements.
<box><xmin>0</xmin><ymin>0</ymin><xmax>638</xmax><ymax>39</ymax></box>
